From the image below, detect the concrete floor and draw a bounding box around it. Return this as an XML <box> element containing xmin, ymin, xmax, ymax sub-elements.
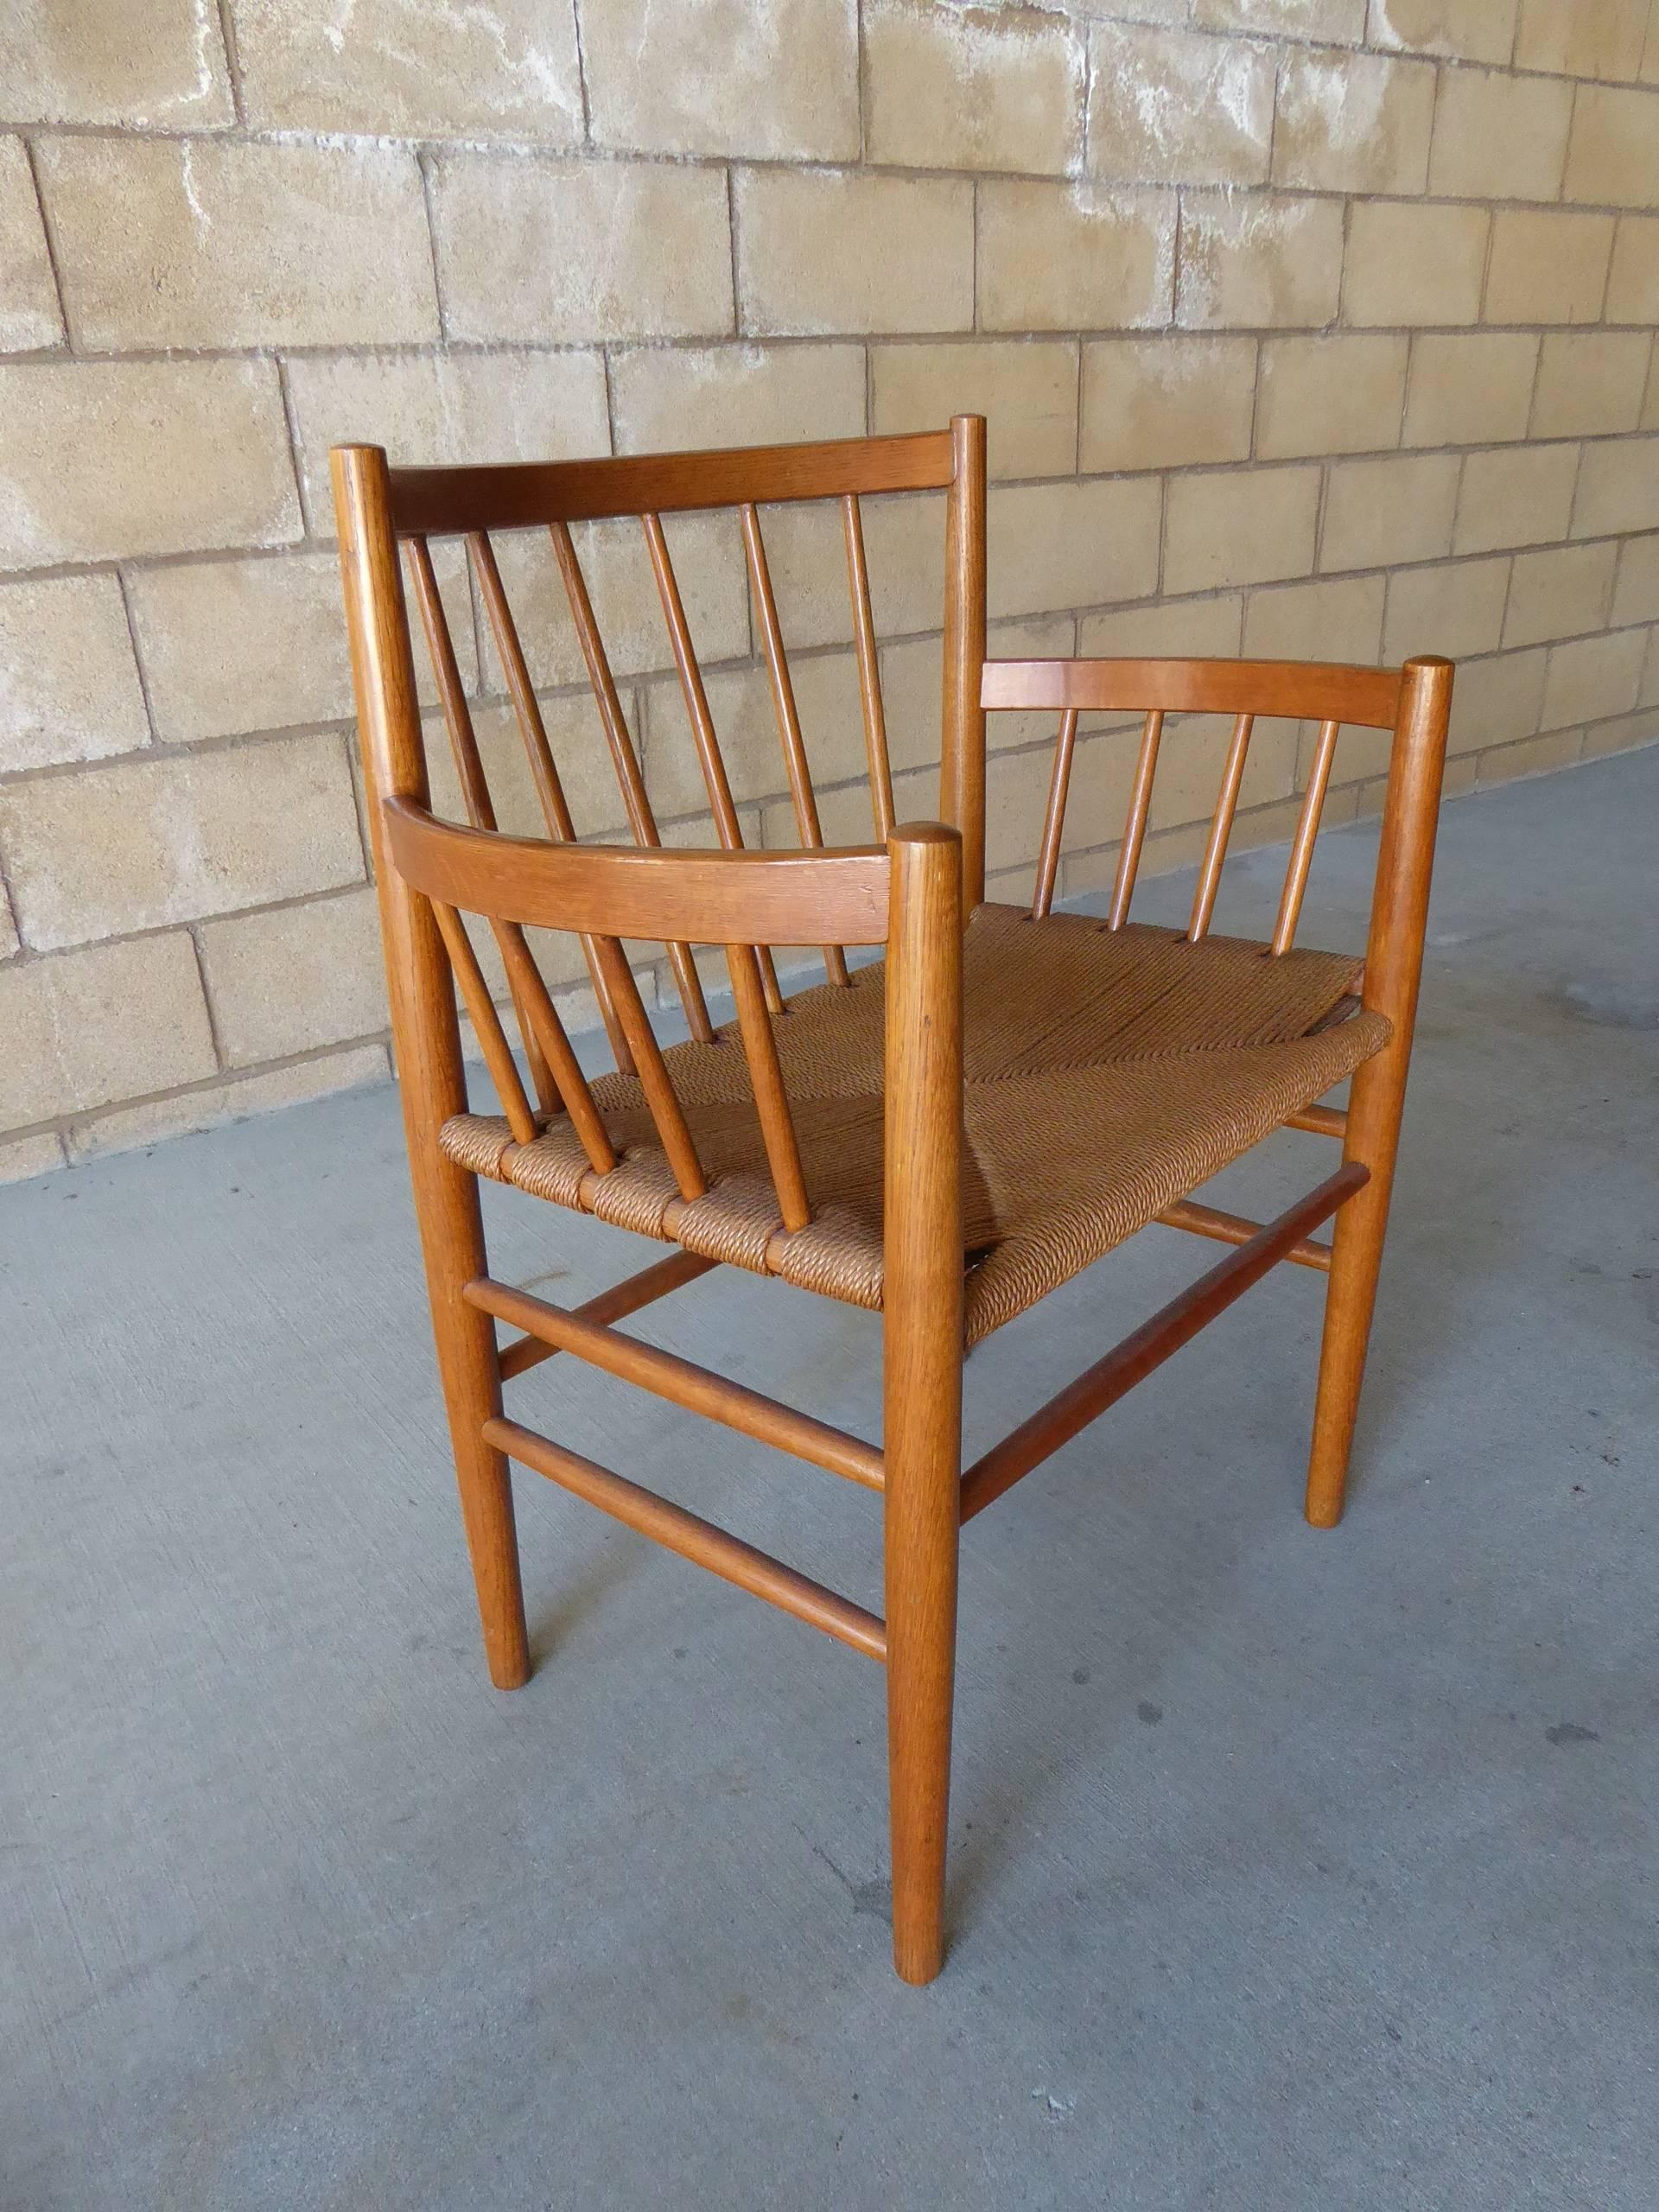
<box><xmin>3</xmin><ymin>746</ymin><xmax>1657</xmax><ymax>2211</ymax></box>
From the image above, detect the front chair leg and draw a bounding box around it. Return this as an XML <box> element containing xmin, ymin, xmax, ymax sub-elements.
<box><xmin>883</xmin><ymin>1281</ymin><xmax>963</xmax><ymax>1985</ymax></box>
<box><xmin>882</xmin><ymin>822</ymin><xmax>965</xmax><ymax>1984</ymax></box>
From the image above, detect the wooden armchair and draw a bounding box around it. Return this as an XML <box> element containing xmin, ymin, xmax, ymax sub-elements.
<box><xmin>332</xmin><ymin>418</ymin><xmax>1452</xmax><ymax>1984</ymax></box>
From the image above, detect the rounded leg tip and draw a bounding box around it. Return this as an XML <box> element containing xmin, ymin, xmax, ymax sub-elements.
<box><xmin>892</xmin><ymin>1928</ymin><xmax>945</xmax><ymax>1985</ymax></box>
<box><xmin>1304</xmin><ymin>1495</ymin><xmax>1344</xmax><ymax>1529</ymax></box>
<box><xmin>485</xmin><ymin>1635</ymin><xmax>532</xmax><ymax>1691</ymax></box>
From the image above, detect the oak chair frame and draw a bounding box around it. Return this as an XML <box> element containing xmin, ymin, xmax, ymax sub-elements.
<box><xmin>333</xmin><ymin>418</ymin><xmax>1452</xmax><ymax>1986</ymax></box>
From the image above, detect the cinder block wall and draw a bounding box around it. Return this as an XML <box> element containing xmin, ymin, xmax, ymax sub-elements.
<box><xmin>3</xmin><ymin>0</ymin><xmax>1657</xmax><ymax>1178</ymax></box>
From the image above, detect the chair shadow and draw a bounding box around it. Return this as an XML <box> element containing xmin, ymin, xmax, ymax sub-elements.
<box><xmin>525</xmin><ymin>1540</ymin><xmax>645</xmax><ymax>1670</ymax></box>
<box><xmin>938</xmin><ymin>1083</ymin><xmax>1526</xmax><ymax>1945</ymax></box>
<box><xmin>1338</xmin><ymin>975</ymin><xmax>1538</xmax><ymax>1476</ymax></box>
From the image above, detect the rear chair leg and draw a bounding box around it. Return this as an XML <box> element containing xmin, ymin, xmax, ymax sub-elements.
<box><xmin>1306</xmin><ymin>653</ymin><xmax>1451</xmax><ymax>1529</ymax></box>
<box><xmin>1303</xmin><ymin>1054</ymin><xmax>1408</xmax><ymax>1529</ymax></box>
<box><xmin>331</xmin><ymin>442</ymin><xmax>529</xmax><ymax>1689</ymax></box>
<box><xmin>424</xmin><ymin>1160</ymin><xmax>531</xmax><ymax>1688</ymax></box>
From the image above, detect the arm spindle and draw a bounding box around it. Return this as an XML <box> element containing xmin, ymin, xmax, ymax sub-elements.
<box><xmin>1109</xmin><ymin>709</ymin><xmax>1164</xmax><ymax>931</ymax></box>
<box><xmin>1272</xmin><ymin>720</ymin><xmax>1341</xmax><ymax>956</ymax></box>
<box><xmin>1032</xmin><ymin>709</ymin><xmax>1078</xmax><ymax>920</ymax></box>
<box><xmin>1188</xmin><ymin>713</ymin><xmax>1254</xmax><ymax>942</ymax></box>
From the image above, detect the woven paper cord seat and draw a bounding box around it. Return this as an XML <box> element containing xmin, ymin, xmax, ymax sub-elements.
<box><xmin>441</xmin><ymin>902</ymin><xmax>1389</xmax><ymax>1344</ymax></box>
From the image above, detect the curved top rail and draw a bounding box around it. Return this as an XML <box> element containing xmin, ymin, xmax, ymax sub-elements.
<box><xmin>382</xmin><ymin>429</ymin><xmax>958</xmax><ymax>537</ymax></box>
<box><xmin>982</xmin><ymin>657</ymin><xmax>1406</xmax><ymax>732</ymax></box>
<box><xmin>383</xmin><ymin>797</ymin><xmax>893</xmax><ymax>948</ymax></box>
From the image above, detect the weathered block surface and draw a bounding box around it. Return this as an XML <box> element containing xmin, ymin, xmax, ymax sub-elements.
<box><xmin>873</xmin><ymin>343</ymin><xmax>1079</xmax><ymax>481</ymax></box>
<box><xmin>0</xmin><ymin>139</ymin><xmax>61</xmax><ymax>353</ymax></box>
<box><xmin>0</xmin><ymin>576</ymin><xmax>149</xmax><ymax>772</ymax></box>
<box><xmin>1086</xmin><ymin>22</ymin><xmax>1274</xmax><ymax>187</ymax></box>
<box><xmin>0</xmin><ymin>360</ymin><xmax>300</xmax><ymax>569</ymax></box>
<box><xmin>1370</xmin><ymin>0</ymin><xmax>1519</xmax><ymax>66</ymax></box>
<box><xmin>1177</xmin><ymin>194</ymin><xmax>1344</xmax><ymax>330</ymax></box>
<box><xmin>1428</xmin><ymin>67</ymin><xmax>1573</xmax><ymax>200</ymax></box>
<box><xmin>1165</xmin><ymin>467</ymin><xmax>1323</xmax><ymax>594</ymax></box>
<box><xmin>0</xmin><ymin>932</ymin><xmax>216</xmax><ymax>1129</ymax></box>
<box><xmin>0</xmin><ymin>735</ymin><xmax>364</xmax><ymax>950</ymax></box>
<box><xmin>736</xmin><ymin>170</ymin><xmax>973</xmax><ymax>336</ymax></box>
<box><xmin>1273</xmin><ymin>50</ymin><xmax>1435</xmax><ymax>196</ymax></box>
<box><xmin>1080</xmin><ymin>338</ymin><xmax>1255</xmax><ymax>474</ymax></box>
<box><xmin>1321</xmin><ymin>454</ymin><xmax>1460</xmax><ymax>572</ymax></box>
<box><xmin>2</xmin><ymin>0</ymin><xmax>234</xmax><ymax>127</ymax></box>
<box><xmin>199</xmin><ymin>887</ymin><xmax>387</xmax><ymax>1068</ymax></box>
<box><xmin>989</xmin><ymin>479</ymin><xmax>1162</xmax><ymax>617</ymax></box>
<box><xmin>39</xmin><ymin>138</ymin><xmax>439</xmax><ymax>351</ymax></box>
<box><xmin>432</xmin><ymin>157</ymin><xmax>734</xmax><ymax>343</ymax></box>
<box><xmin>1383</xmin><ymin>557</ymin><xmax>1511</xmax><ymax>663</ymax></box>
<box><xmin>1343</xmin><ymin>201</ymin><xmax>1489</xmax><ymax>327</ymax></box>
<box><xmin>612</xmin><ymin>346</ymin><xmax>866</xmax><ymax>456</ymax></box>
<box><xmin>867</xmin><ymin>1</ymin><xmax>1081</xmax><ymax>175</ymax></box>
<box><xmin>584</xmin><ymin>0</ymin><xmax>859</xmax><ymax>161</ymax></box>
<box><xmin>980</xmin><ymin>182</ymin><xmax>1174</xmax><ymax>332</ymax></box>
<box><xmin>1455</xmin><ymin>445</ymin><xmax>1583</xmax><ymax>555</ymax></box>
<box><xmin>232</xmin><ymin>0</ymin><xmax>584</xmax><ymax>140</ymax></box>
<box><xmin>1255</xmin><ymin>336</ymin><xmax>1408</xmax><ymax>461</ymax></box>
<box><xmin>3</xmin><ymin>0</ymin><xmax>1656</xmax><ymax>1160</ymax></box>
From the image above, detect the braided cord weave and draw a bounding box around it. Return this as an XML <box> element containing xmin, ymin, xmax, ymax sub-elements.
<box><xmin>440</xmin><ymin>906</ymin><xmax>1388</xmax><ymax>1344</ymax></box>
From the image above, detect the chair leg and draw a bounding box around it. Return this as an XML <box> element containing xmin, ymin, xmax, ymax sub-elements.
<box><xmin>880</xmin><ymin>823</ymin><xmax>965</xmax><ymax>1985</ymax></box>
<box><xmin>1303</xmin><ymin>1052</ymin><xmax>1408</xmax><ymax>1529</ymax></box>
<box><xmin>422</xmin><ymin>1160</ymin><xmax>531</xmax><ymax>1688</ymax></box>
<box><xmin>883</xmin><ymin>1277</ymin><xmax>963</xmax><ymax>1986</ymax></box>
<box><xmin>332</xmin><ymin>442</ymin><xmax>528</xmax><ymax>1685</ymax></box>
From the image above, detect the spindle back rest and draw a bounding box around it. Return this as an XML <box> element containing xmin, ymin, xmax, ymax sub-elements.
<box><xmin>333</xmin><ymin>421</ymin><xmax>986</xmax><ymax>1241</ymax></box>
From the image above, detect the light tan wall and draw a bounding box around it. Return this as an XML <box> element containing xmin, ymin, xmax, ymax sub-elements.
<box><xmin>3</xmin><ymin>0</ymin><xmax>1658</xmax><ymax>1178</ymax></box>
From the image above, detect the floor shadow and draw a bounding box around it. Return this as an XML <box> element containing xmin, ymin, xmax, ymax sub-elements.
<box><xmin>524</xmin><ymin>1538</ymin><xmax>645</xmax><ymax>1670</ymax></box>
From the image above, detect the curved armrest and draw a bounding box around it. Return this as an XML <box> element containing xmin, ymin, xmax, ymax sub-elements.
<box><xmin>382</xmin><ymin>796</ymin><xmax>893</xmax><ymax>949</ymax></box>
